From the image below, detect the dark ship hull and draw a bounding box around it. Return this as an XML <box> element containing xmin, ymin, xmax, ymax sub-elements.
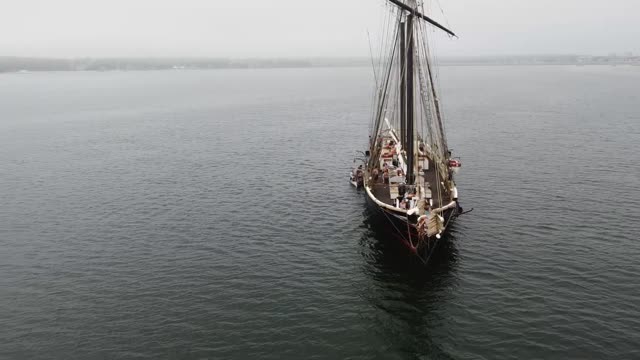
<box><xmin>365</xmin><ymin>194</ymin><xmax>458</xmax><ymax>262</ymax></box>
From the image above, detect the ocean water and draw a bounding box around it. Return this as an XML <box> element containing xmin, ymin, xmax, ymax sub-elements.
<box><xmin>1</xmin><ymin>65</ymin><xmax>639</xmax><ymax>359</ymax></box>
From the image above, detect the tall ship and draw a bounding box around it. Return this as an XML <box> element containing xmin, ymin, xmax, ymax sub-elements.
<box><xmin>351</xmin><ymin>0</ymin><xmax>467</xmax><ymax>263</ymax></box>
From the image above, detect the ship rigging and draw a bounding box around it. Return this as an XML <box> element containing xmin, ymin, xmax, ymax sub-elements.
<box><xmin>351</xmin><ymin>0</ymin><xmax>467</xmax><ymax>263</ymax></box>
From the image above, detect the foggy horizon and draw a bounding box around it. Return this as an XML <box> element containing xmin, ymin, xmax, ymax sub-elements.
<box><xmin>1</xmin><ymin>0</ymin><xmax>638</xmax><ymax>59</ymax></box>
<box><xmin>1</xmin><ymin>52</ymin><xmax>638</xmax><ymax>60</ymax></box>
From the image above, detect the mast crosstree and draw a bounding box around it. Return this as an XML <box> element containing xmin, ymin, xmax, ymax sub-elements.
<box><xmin>386</xmin><ymin>0</ymin><xmax>456</xmax><ymax>37</ymax></box>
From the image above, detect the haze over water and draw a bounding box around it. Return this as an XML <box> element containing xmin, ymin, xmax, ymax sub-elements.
<box><xmin>1</xmin><ymin>65</ymin><xmax>639</xmax><ymax>359</ymax></box>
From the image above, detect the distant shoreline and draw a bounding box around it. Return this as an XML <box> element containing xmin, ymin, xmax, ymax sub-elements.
<box><xmin>1</xmin><ymin>55</ymin><xmax>638</xmax><ymax>73</ymax></box>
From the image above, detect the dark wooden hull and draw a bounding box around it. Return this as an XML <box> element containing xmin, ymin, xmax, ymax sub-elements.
<box><xmin>364</xmin><ymin>192</ymin><xmax>457</xmax><ymax>262</ymax></box>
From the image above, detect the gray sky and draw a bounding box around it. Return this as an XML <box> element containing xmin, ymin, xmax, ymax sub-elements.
<box><xmin>1</xmin><ymin>0</ymin><xmax>638</xmax><ymax>58</ymax></box>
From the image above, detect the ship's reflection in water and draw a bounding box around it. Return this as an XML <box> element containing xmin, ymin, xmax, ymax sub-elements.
<box><xmin>359</xmin><ymin>207</ymin><xmax>460</xmax><ymax>358</ymax></box>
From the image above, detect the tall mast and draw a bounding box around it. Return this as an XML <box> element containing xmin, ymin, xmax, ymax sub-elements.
<box><xmin>399</xmin><ymin>19</ymin><xmax>406</xmax><ymax>150</ymax></box>
<box><xmin>405</xmin><ymin>14</ymin><xmax>415</xmax><ymax>185</ymax></box>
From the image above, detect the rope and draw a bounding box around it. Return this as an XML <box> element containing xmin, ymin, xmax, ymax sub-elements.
<box><xmin>377</xmin><ymin>200</ymin><xmax>434</xmax><ymax>264</ymax></box>
<box><xmin>367</xmin><ymin>29</ymin><xmax>379</xmax><ymax>88</ymax></box>
<box><xmin>379</xmin><ymin>207</ymin><xmax>427</xmax><ymax>263</ymax></box>
<box><xmin>379</xmin><ymin>207</ymin><xmax>409</xmax><ymax>243</ymax></box>
<box><xmin>406</xmin><ymin>213</ymin><xmax>416</xmax><ymax>251</ymax></box>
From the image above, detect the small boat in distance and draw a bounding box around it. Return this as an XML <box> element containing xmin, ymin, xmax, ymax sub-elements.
<box><xmin>352</xmin><ymin>0</ymin><xmax>468</xmax><ymax>263</ymax></box>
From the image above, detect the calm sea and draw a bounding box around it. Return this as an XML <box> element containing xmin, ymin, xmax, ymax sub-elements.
<box><xmin>1</xmin><ymin>65</ymin><xmax>639</xmax><ymax>359</ymax></box>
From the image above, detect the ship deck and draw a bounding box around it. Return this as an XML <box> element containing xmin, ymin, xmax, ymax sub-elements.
<box><xmin>368</xmin><ymin>157</ymin><xmax>447</xmax><ymax>209</ymax></box>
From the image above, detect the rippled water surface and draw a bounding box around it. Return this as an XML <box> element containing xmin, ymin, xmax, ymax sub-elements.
<box><xmin>1</xmin><ymin>66</ymin><xmax>639</xmax><ymax>359</ymax></box>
